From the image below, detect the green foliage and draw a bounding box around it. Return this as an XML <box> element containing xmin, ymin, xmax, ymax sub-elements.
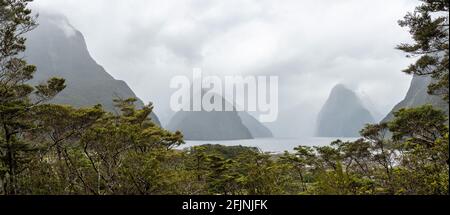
<box><xmin>0</xmin><ymin>0</ymin><xmax>66</xmax><ymax>194</ymax></box>
<box><xmin>389</xmin><ymin>105</ymin><xmax>448</xmax><ymax>145</ymax></box>
<box><xmin>0</xmin><ymin>0</ymin><xmax>448</xmax><ymax>196</ymax></box>
<box><xmin>398</xmin><ymin>0</ymin><xmax>449</xmax><ymax>102</ymax></box>
<box><xmin>183</xmin><ymin>145</ymin><xmax>300</xmax><ymax>195</ymax></box>
<box><xmin>387</xmin><ymin>105</ymin><xmax>449</xmax><ymax>195</ymax></box>
<box><xmin>278</xmin><ymin>105</ymin><xmax>448</xmax><ymax>195</ymax></box>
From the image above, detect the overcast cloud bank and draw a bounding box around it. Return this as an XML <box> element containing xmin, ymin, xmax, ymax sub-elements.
<box><xmin>32</xmin><ymin>0</ymin><xmax>419</xmax><ymax>131</ymax></box>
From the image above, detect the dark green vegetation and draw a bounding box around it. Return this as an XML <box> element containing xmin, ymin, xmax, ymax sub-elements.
<box><xmin>0</xmin><ymin>0</ymin><xmax>448</xmax><ymax>195</ymax></box>
<box><xmin>383</xmin><ymin>0</ymin><xmax>450</xmax><ymax>122</ymax></box>
<box><xmin>397</xmin><ymin>0</ymin><xmax>449</xmax><ymax>102</ymax></box>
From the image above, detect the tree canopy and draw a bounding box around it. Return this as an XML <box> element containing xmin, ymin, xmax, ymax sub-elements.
<box><xmin>0</xmin><ymin>0</ymin><xmax>448</xmax><ymax>195</ymax></box>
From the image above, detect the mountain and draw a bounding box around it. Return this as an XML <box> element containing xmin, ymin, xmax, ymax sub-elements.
<box><xmin>167</xmin><ymin>91</ymin><xmax>256</xmax><ymax>140</ymax></box>
<box><xmin>382</xmin><ymin>75</ymin><xmax>449</xmax><ymax>123</ymax></box>
<box><xmin>167</xmin><ymin>110</ymin><xmax>253</xmax><ymax>141</ymax></box>
<box><xmin>167</xmin><ymin>88</ymin><xmax>272</xmax><ymax>140</ymax></box>
<box><xmin>316</xmin><ymin>84</ymin><xmax>375</xmax><ymax>137</ymax></box>
<box><xmin>25</xmin><ymin>13</ymin><xmax>160</xmax><ymax>125</ymax></box>
<box><xmin>359</xmin><ymin>92</ymin><xmax>385</xmax><ymax>122</ymax></box>
<box><xmin>238</xmin><ymin>112</ymin><xmax>273</xmax><ymax>138</ymax></box>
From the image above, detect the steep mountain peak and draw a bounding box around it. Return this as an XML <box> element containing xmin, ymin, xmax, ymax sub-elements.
<box><xmin>316</xmin><ymin>84</ymin><xmax>375</xmax><ymax>137</ymax></box>
<box><xmin>329</xmin><ymin>84</ymin><xmax>359</xmax><ymax>100</ymax></box>
<box><xmin>167</xmin><ymin>92</ymin><xmax>274</xmax><ymax>140</ymax></box>
<box><xmin>26</xmin><ymin>13</ymin><xmax>161</xmax><ymax>125</ymax></box>
<box><xmin>38</xmin><ymin>12</ymin><xmax>76</xmax><ymax>37</ymax></box>
<box><xmin>332</xmin><ymin>83</ymin><xmax>348</xmax><ymax>91</ymax></box>
<box><xmin>167</xmin><ymin>108</ymin><xmax>253</xmax><ymax>141</ymax></box>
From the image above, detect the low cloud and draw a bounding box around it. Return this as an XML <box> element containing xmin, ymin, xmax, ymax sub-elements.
<box><xmin>33</xmin><ymin>0</ymin><xmax>419</xmax><ymax>126</ymax></box>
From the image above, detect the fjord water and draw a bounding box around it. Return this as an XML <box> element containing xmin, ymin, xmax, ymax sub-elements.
<box><xmin>181</xmin><ymin>137</ymin><xmax>360</xmax><ymax>153</ymax></box>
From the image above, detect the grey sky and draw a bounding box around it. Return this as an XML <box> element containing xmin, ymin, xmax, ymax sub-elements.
<box><xmin>32</xmin><ymin>0</ymin><xmax>420</xmax><ymax>126</ymax></box>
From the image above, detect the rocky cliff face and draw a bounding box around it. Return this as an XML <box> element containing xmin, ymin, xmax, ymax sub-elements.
<box><xmin>382</xmin><ymin>75</ymin><xmax>449</xmax><ymax>123</ymax></box>
<box><xmin>316</xmin><ymin>84</ymin><xmax>375</xmax><ymax>137</ymax></box>
<box><xmin>26</xmin><ymin>13</ymin><xmax>160</xmax><ymax>125</ymax></box>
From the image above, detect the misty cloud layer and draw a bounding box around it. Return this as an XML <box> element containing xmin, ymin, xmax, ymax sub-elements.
<box><xmin>32</xmin><ymin>0</ymin><xmax>419</xmax><ymax>129</ymax></box>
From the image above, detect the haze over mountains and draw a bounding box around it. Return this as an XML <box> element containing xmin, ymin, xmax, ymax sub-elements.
<box><xmin>23</xmin><ymin>13</ymin><xmax>446</xmax><ymax>141</ymax></box>
<box><xmin>25</xmin><ymin>13</ymin><xmax>274</xmax><ymax>141</ymax></box>
<box><xmin>382</xmin><ymin>75</ymin><xmax>449</xmax><ymax>123</ymax></box>
<box><xmin>238</xmin><ymin>112</ymin><xmax>273</xmax><ymax>138</ymax></box>
<box><xmin>25</xmin><ymin>13</ymin><xmax>161</xmax><ymax>125</ymax></box>
<box><xmin>316</xmin><ymin>84</ymin><xmax>375</xmax><ymax>137</ymax></box>
<box><xmin>168</xmin><ymin>110</ymin><xmax>253</xmax><ymax>141</ymax></box>
<box><xmin>264</xmin><ymin>102</ymin><xmax>320</xmax><ymax>138</ymax></box>
<box><xmin>167</xmin><ymin>92</ymin><xmax>273</xmax><ymax>140</ymax></box>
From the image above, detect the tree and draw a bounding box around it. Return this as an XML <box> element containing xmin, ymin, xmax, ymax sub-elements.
<box><xmin>398</xmin><ymin>0</ymin><xmax>449</xmax><ymax>102</ymax></box>
<box><xmin>0</xmin><ymin>0</ymin><xmax>65</xmax><ymax>194</ymax></box>
<box><xmin>96</xmin><ymin>98</ymin><xmax>184</xmax><ymax>194</ymax></box>
<box><xmin>280</xmin><ymin>146</ymin><xmax>316</xmax><ymax>193</ymax></box>
<box><xmin>388</xmin><ymin>105</ymin><xmax>449</xmax><ymax>194</ymax></box>
<box><xmin>363</xmin><ymin>125</ymin><xmax>398</xmax><ymax>193</ymax></box>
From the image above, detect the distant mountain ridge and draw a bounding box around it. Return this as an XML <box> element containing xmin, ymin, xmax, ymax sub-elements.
<box><xmin>25</xmin><ymin>13</ymin><xmax>161</xmax><ymax>125</ymax></box>
<box><xmin>316</xmin><ymin>84</ymin><xmax>375</xmax><ymax>137</ymax></box>
<box><xmin>238</xmin><ymin>112</ymin><xmax>273</xmax><ymax>138</ymax></box>
<box><xmin>382</xmin><ymin>75</ymin><xmax>449</xmax><ymax>123</ymax></box>
<box><xmin>168</xmin><ymin>110</ymin><xmax>253</xmax><ymax>141</ymax></box>
<box><xmin>167</xmin><ymin>92</ymin><xmax>272</xmax><ymax>140</ymax></box>
<box><xmin>167</xmin><ymin>94</ymin><xmax>252</xmax><ymax>140</ymax></box>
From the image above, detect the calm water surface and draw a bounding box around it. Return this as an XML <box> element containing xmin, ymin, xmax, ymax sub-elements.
<box><xmin>181</xmin><ymin>137</ymin><xmax>360</xmax><ymax>153</ymax></box>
